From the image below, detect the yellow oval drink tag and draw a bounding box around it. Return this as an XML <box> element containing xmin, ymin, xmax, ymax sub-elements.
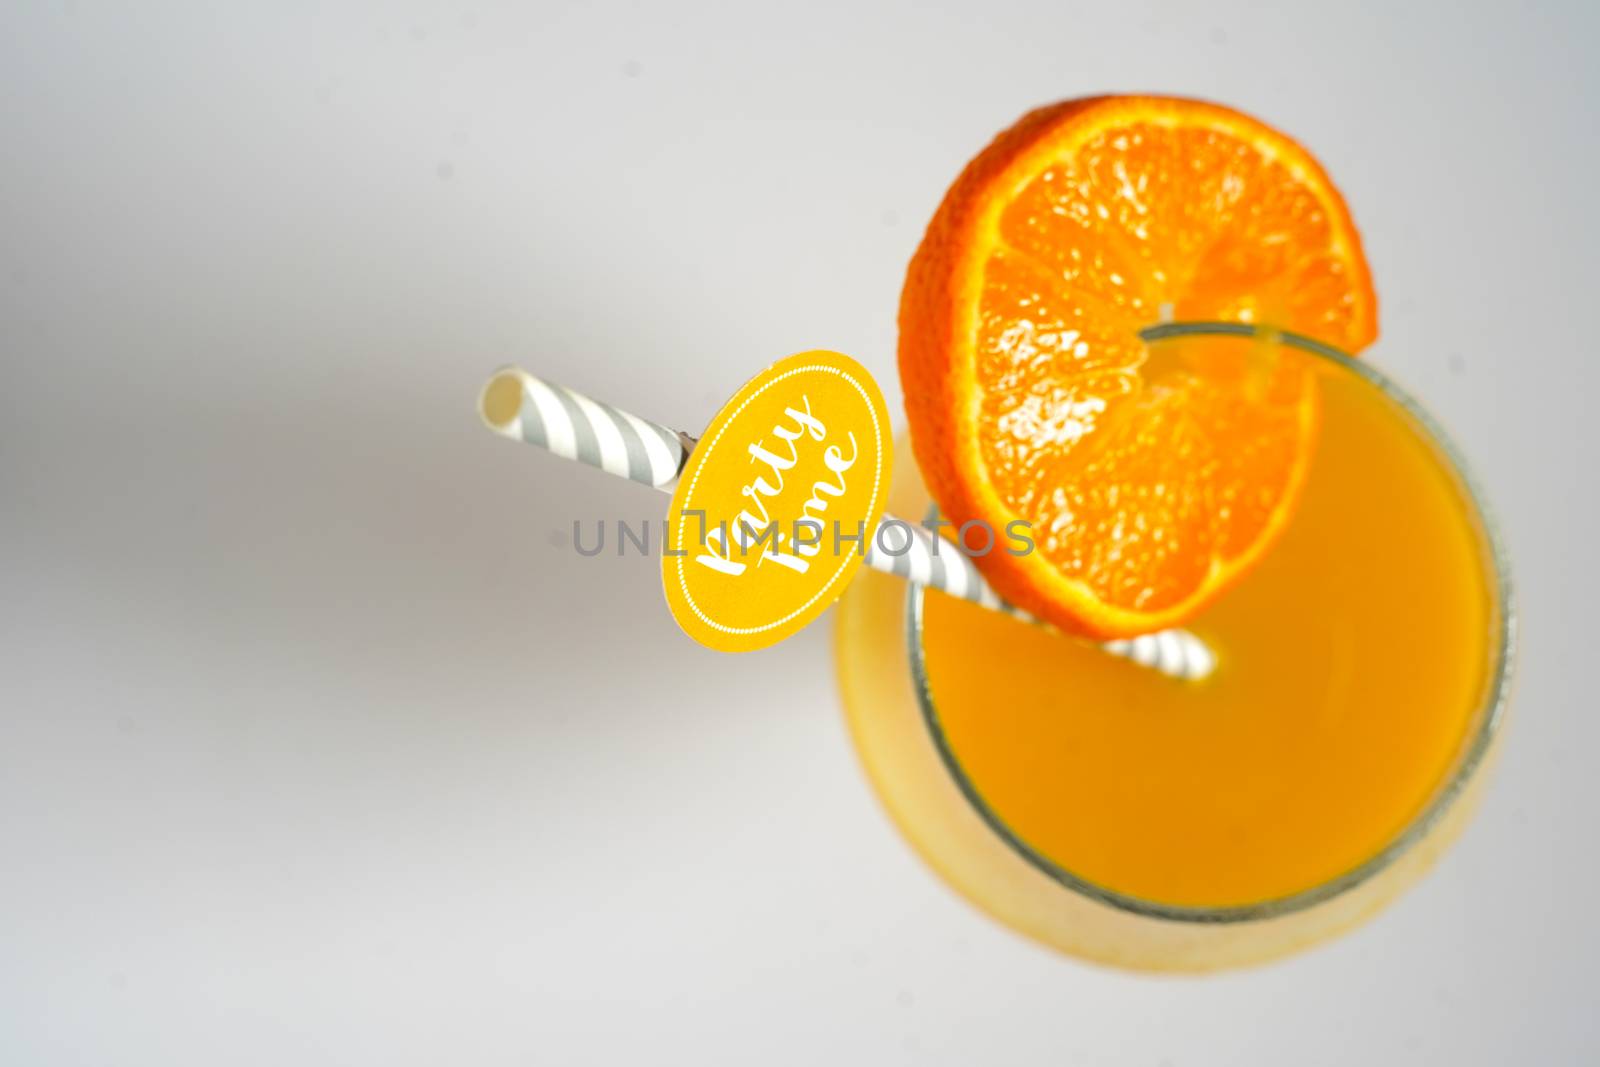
<box><xmin>662</xmin><ymin>351</ymin><xmax>892</xmax><ymax>653</ymax></box>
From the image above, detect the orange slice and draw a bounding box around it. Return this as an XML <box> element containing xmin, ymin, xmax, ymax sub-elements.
<box><xmin>899</xmin><ymin>96</ymin><xmax>1377</xmax><ymax>638</ymax></box>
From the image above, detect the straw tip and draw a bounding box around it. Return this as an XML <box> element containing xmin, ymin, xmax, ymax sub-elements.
<box><xmin>479</xmin><ymin>369</ymin><xmax>525</xmax><ymax>437</ymax></box>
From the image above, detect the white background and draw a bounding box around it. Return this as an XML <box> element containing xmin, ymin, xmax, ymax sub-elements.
<box><xmin>2</xmin><ymin>1</ymin><xmax>1595</xmax><ymax>1062</ymax></box>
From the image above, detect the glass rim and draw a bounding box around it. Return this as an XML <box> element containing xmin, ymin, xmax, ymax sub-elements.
<box><xmin>905</xmin><ymin>320</ymin><xmax>1517</xmax><ymax>925</ymax></box>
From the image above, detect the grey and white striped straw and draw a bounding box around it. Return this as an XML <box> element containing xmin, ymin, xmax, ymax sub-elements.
<box><xmin>480</xmin><ymin>365</ymin><xmax>690</xmax><ymax>490</ymax></box>
<box><xmin>479</xmin><ymin>367</ymin><xmax>1216</xmax><ymax>680</ymax></box>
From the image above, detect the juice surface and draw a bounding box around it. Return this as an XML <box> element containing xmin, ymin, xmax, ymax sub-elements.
<box><xmin>914</xmin><ymin>358</ymin><xmax>1498</xmax><ymax>908</ymax></box>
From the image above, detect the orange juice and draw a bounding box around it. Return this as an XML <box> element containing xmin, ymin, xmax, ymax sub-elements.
<box><xmin>835</xmin><ymin>334</ymin><xmax>1511</xmax><ymax>969</ymax></box>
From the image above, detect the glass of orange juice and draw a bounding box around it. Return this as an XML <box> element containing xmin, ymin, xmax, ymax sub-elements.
<box><xmin>834</xmin><ymin>323</ymin><xmax>1513</xmax><ymax>971</ymax></box>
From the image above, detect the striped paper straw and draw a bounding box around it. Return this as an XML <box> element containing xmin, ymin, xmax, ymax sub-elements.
<box><xmin>479</xmin><ymin>367</ymin><xmax>1216</xmax><ymax>680</ymax></box>
<box><xmin>480</xmin><ymin>366</ymin><xmax>690</xmax><ymax>490</ymax></box>
<box><xmin>873</xmin><ymin>517</ymin><xmax>1217</xmax><ymax>680</ymax></box>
